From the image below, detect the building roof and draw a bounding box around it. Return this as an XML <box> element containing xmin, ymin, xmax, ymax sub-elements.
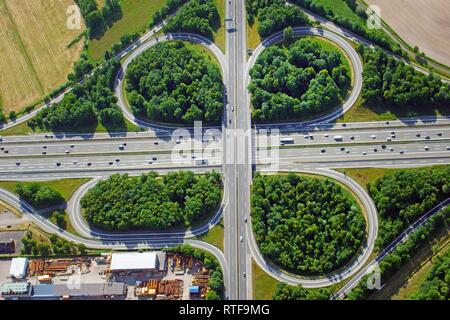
<box><xmin>32</xmin><ymin>283</ymin><xmax>127</xmax><ymax>298</ymax></box>
<box><xmin>189</xmin><ymin>286</ymin><xmax>200</xmax><ymax>294</ymax></box>
<box><xmin>157</xmin><ymin>252</ymin><xmax>167</xmax><ymax>272</ymax></box>
<box><xmin>9</xmin><ymin>257</ymin><xmax>28</xmax><ymax>278</ymax></box>
<box><xmin>110</xmin><ymin>252</ymin><xmax>158</xmax><ymax>271</ymax></box>
<box><xmin>1</xmin><ymin>282</ymin><xmax>31</xmax><ymax>295</ymax></box>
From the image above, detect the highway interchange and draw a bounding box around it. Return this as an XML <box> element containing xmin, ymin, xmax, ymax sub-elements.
<box><xmin>0</xmin><ymin>0</ymin><xmax>449</xmax><ymax>300</ymax></box>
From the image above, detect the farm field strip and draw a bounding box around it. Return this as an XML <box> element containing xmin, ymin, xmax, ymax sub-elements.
<box><xmin>0</xmin><ymin>0</ymin><xmax>85</xmax><ymax>114</ymax></box>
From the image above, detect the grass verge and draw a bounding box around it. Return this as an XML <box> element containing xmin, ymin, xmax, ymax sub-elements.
<box><xmin>194</xmin><ymin>219</ymin><xmax>224</xmax><ymax>251</ymax></box>
<box><xmin>252</xmin><ymin>259</ymin><xmax>279</xmax><ymax>300</ymax></box>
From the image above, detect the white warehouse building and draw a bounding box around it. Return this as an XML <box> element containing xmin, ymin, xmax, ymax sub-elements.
<box><xmin>9</xmin><ymin>257</ymin><xmax>28</xmax><ymax>279</ymax></box>
<box><xmin>110</xmin><ymin>252</ymin><xmax>166</xmax><ymax>273</ymax></box>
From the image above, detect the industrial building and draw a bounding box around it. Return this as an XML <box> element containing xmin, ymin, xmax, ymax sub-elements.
<box><xmin>110</xmin><ymin>251</ymin><xmax>166</xmax><ymax>273</ymax></box>
<box><xmin>1</xmin><ymin>282</ymin><xmax>32</xmax><ymax>298</ymax></box>
<box><xmin>0</xmin><ymin>239</ymin><xmax>15</xmax><ymax>254</ymax></box>
<box><xmin>1</xmin><ymin>282</ymin><xmax>127</xmax><ymax>300</ymax></box>
<box><xmin>9</xmin><ymin>257</ymin><xmax>28</xmax><ymax>279</ymax></box>
<box><xmin>31</xmin><ymin>283</ymin><xmax>127</xmax><ymax>300</ymax></box>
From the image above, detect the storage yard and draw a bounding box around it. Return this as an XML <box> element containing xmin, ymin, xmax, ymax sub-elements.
<box><xmin>0</xmin><ymin>251</ymin><xmax>212</xmax><ymax>300</ymax></box>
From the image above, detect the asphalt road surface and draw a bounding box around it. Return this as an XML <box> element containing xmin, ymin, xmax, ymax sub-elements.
<box><xmin>0</xmin><ymin>1</ymin><xmax>449</xmax><ymax>301</ymax></box>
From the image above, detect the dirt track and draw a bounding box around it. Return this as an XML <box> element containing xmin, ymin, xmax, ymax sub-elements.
<box><xmin>367</xmin><ymin>0</ymin><xmax>450</xmax><ymax>67</ymax></box>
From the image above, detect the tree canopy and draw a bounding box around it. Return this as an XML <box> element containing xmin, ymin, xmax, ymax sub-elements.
<box><xmin>251</xmin><ymin>173</ymin><xmax>366</xmax><ymax>275</ymax></box>
<box><xmin>152</xmin><ymin>0</ymin><xmax>189</xmax><ymax>26</ymax></box>
<box><xmin>249</xmin><ymin>38</ymin><xmax>351</xmax><ymax>122</ymax></box>
<box><xmin>126</xmin><ymin>41</ymin><xmax>224</xmax><ymax>125</ymax></box>
<box><xmin>246</xmin><ymin>0</ymin><xmax>310</xmax><ymax>38</ymax></box>
<box><xmin>163</xmin><ymin>0</ymin><xmax>220</xmax><ymax>39</ymax></box>
<box><xmin>76</xmin><ymin>0</ymin><xmax>122</xmax><ymax>39</ymax></box>
<box><xmin>80</xmin><ymin>171</ymin><xmax>222</xmax><ymax>231</ymax></box>
<box><xmin>359</xmin><ymin>45</ymin><xmax>450</xmax><ymax>110</ymax></box>
<box><xmin>410</xmin><ymin>248</ymin><xmax>450</xmax><ymax>300</ymax></box>
<box><xmin>290</xmin><ymin>0</ymin><xmax>402</xmax><ymax>54</ymax></box>
<box><xmin>29</xmin><ymin>59</ymin><xmax>124</xmax><ymax>131</ymax></box>
<box><xmin>15</xmin><ymin>183</ymin><xmax>64</xmax><ymax>209</ymax></box>
<box><xmin>272</xmin><ymin>283</ymin><xmax>333</xmax><ymax>300</ymax></box>
<box><xmin>368</xmin><ymin>166</ymin><xmax>450</xmax><ymax>249</ymax></box>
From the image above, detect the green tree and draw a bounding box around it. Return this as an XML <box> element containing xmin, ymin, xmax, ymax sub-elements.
<box><xmin>283</xmin><ymin>26</ymin><xmax>294</xmax><ymax>42</ymax></box>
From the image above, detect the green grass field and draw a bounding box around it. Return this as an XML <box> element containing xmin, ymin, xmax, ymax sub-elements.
<box><xmin>391</xmin><ymin>239</ymin><xmax>450</xmax><ymax>300</ymax></box>
<box><xmin>195</xmin><ymin>219</ymin><xmax>224</xmax><ymax>251</ymax></box>
<box><xmin>88</xmin><ymin>0</ymin><xmax>226</xmax><ymax>60</ymax></box>
<box><xmin>338</xmin><ymin>98</ymin><xmax>450</xmax><ymax>123</ymax></box>
<box><xmin>0</xmin><ymin>178</ymin><xmax>91</xmax><ymax>202</ymax></box>
<box><xmin>87</xmin><ymin>0</ymin><xmax>167</xmax><ymax>62</ymax></box>
<box><xmin>307</xmin><ymin>0</ymin><xmax>367</xmax><ymax>29</ymax></box>
<box><xmin>252</xmin><ymin>259</ymin><xmax>279</xmax><ymax>300</ymax></box>
<box><xmin>212</xmin><ymin>0</ymin><xmax>226</xmax><ymax>52</ymax></box>
<box><xmin>246</xmin><ymin>17</ymin><xmax>261</xmax><ymax>51</ymax></box>
<box><xmin>337</xmin><ymin>165</ymin><xmax>450</xmax><ymax>191</ymax></box>
<box><xmin>0</xmin><ymin>178</ymin><xmax>90</xmax><ymax>236</ymax></box>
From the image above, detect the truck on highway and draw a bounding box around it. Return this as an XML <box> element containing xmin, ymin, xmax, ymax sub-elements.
<box><xmin>334</xmin><ymin>135</ymin><xmax>343</xmax><ymax>142</ymax></box>
<box><xmin>195</xmin><ymin>159</ymin><xmax>208</xmax><ymax>165</ymax></box>
<box><xmin>280</xmin><ymin>137</ymin><xmax>294</xmax><ymax>145</ymax></box>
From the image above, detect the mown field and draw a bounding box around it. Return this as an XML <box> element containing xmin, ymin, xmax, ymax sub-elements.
<box><xmin>0</xmin><ymin>0</ymin><xmax>85</xmax><ymax>115</ymax></box>
<box><xmin>367</xmin><ymin>0</ymin><xmax>450</xmax><ymax>67</ymax></box>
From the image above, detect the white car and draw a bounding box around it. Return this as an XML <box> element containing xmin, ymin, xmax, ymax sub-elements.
<box><xmin>424</xmin><ymin>146</ymin><xmax>430</xmax><ymax>151</ymax></box>
<box><xmin>240</xmin><ymin>236</ymin><xmax>243</xmax><ymax>243</ymax></box>
<box><xmin>362</xmin><ymin>151</ymin><xmax>367</xmax><ymax>155</ymax></box>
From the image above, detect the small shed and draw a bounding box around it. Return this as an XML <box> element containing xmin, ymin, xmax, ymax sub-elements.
<box><xmin>189</xmin><ymin>286</ymin><xmax>200</xmax><ymax>295</ymax></box>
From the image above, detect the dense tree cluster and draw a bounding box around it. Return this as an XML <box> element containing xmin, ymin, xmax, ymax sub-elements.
<box><xmin>167</xmin><ymin>245</ymin><xmax>224</xmax><ymax>300</ymax></box>
<box><xmin>410</xmin><ymin>248</ymin><xmax>450</xmax><ymax>300</ymax></box>
<box><xmin>22</xmin><ymin>231</ymin><xmax>87</xmax><ymax>257</ymax></box>
<box><xmin>126</xmin><ymin>41</ymin><xmax>224</xmax><ymax>124</ymax></box>
<box><xmin>273</xmin><ymin>283</ymin><xmax>333</xmax><ymax>300</ymax></box>
<box><xmin>81</xmin><ymin>171</ymin><xmax>222</xmax><ymax>231</ymax></box>
<box><xmin>290</xmin><ymin>0</ymin><xmax>402</xmax><ymax>54</ymax></box>
<box><xmin>163</xmin><ymin>0</ymin><xmax>220</xmax><ymax>39</ymax></box>
<box><xmin>251</xmin><ymin>173</ymin><xmax>366</xmax><ymax>275</ymax></box>
<box><xmin>29</xmin><ymin>59</ymin><xmax>124</xmax><ymax>131</ymax></box>
<box><xmin>246</xmin><ymin>0</ymin><xmax>310</xmax><ymax>38</ymax></box>
<box><xmin>359</xmin><ymin>45</ymin><xmax>450</xmax><ymax>109</ymax></box>
<box><xmin>106</xmin><ymin>32</ymin><xmax>140</xmax><ymax>59</ymax></box>
<box><xmin>152</xmin><ymin>0</ymin><xmax>189</xmax><ymax>26</ymax></box>
<box><xmin>0</xmin><ymin>109</ymin><xmax>5</xmax><ymax>124</ymax></box>
<box><xmin>249</xmin><ymin>38</ymin><xmax>350</xmax><ymax>122</ymax></box>
<box><xmin>346</xmin><ymin>206</ymin><xmax>449</xmax><ymax>300</ymax></box>
<box><xmin>15</xmin><ymin>183</ymin><xmax>64</xmax><ymax>209</ymax></box>
<box><xmin>368</xmin><ymin>166</ymin><xmax>450</xmax><ymax>248</ymax></box>
<box><xmin>76</xmin><ymin>0</ymin><xmax>122</xmax><ymax>39</ymax></box>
